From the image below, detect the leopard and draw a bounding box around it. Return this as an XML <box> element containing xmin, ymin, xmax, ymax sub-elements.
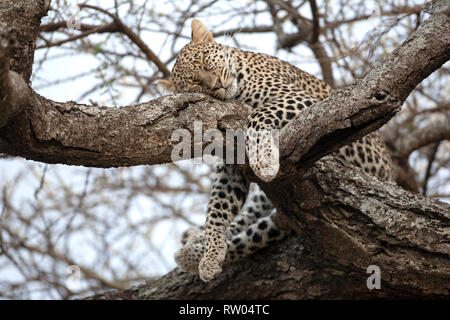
<box><xmin>159</xmin><ymin>19</ymin><xmax>393</xmax><ymax>282</ymax></box>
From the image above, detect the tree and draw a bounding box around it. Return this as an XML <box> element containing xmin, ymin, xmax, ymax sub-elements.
<box><xmin>0</xmin><ymin>0</ymin><xmax>448</xmax><ymax>299</ymax></box>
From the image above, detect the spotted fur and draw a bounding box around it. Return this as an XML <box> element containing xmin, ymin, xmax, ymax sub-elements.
<box><xmin>162</xmin><ymin>20</ymin><xmax>393</xmax><ymax>281</ymax></box>
<box><xmin>174</xmin><ymin>186</ymin><xmax>285</xmax><ymax>274</ymax></box>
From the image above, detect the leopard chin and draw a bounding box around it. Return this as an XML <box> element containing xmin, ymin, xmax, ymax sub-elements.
<box><xmin>223</xmin><ymin>77</ymin><xmax>238</xmax><ymax>100</ymax></box>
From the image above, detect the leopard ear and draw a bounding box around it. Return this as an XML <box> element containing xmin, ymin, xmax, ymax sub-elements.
<box><xmin>157</xmin><ymin>79</ymin><xmax>175</xmax><ymax>93</ymax></box>
<box><xmin>191</xmin><ymin>19</ymin><xmax>214</xmax><ymax>44</ymax></box>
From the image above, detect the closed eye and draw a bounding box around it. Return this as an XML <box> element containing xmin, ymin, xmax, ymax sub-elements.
<box><xmin>187</xmin><ymin>78</ymin><xmax>201</xmax><ymax>86</ymax></box>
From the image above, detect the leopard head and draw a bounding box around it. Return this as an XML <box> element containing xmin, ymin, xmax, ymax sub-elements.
<box><xmin>159</xmin><ymin>19</ymin><xmax>238</xmax><ymax>100</ymax></box>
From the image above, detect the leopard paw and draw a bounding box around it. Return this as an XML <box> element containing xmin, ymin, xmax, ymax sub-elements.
<box><xmin>247</xmin><ymin>129</ymin><xmax>280</xmax><ymax>182</ymax></box>
<box><xmin>250</xmin><ymin>146</ymin><xmax>280</xmax><ymax>182</ymax></box>
<box><xmin>251</xmin><ymin>157</ymin><xmax>279</xmax><ymax>182</ymax></box>
<box><xmin>174</xmin><ymin>243</ymin><xmax>204</xmax><ymax>274</ymax></box>
<box><xmin>198</xmin><ymin>255</ymin><xmax>223</xmax><ymax>282</ymax></box>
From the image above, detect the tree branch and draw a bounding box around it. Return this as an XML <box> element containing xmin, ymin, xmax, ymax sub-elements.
<box><xmin>396</xmin><ymin>118</ymin><xmax>450</xmax><ymax>158</ymax></box>
<box><xmin>0</xmin><ymin>91</ymin><xmax>249</xmax><ymax>166</ymax></box>
<box><xmin>37</xmin><ymin>23</ymin><xmax>121</xmax><ymax>49</ymax></box>
<box><xmin>89</xmin><ymin>157</ymin><xmax>450</xmax><ymax>299</ymax></box>
<box><xmin>78</xmin><ymin>4</ymin><xmax>171</xmax><ymax>78</ymax></box>
<box><xmin>1</xmin><ymin>0</ymin><xmax>448</xmax><ymax>172</ymax></box>
<box><xmin>0</xmin><ymin>1</ymin><xmax>49</xmax><ymax>81</ymax></box>
<box><xmin>39</xmin><ymin>21</ymin><xmax>117</xmax><ymax>33</ymax></box>
<box><xmin>422</xmin><ymin>142</ymin><xmax>441</xmax><ymax>195</ymax></box>
<box><xmin>279</xmin><ymin>1</ymin><xmax>450</xmax><ymax>174</ymax></box>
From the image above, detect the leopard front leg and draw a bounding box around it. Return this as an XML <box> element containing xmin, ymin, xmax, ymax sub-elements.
<box><xmin>245</xmin><ymin>93</ymin><xmax>318</xmax><ymax>181</ymax></box>
<box><xmin>176</xmin><ymin>210</ymin><xmax>287</xmax><ymax>270</ymax></box>
<box><xmin>199</xmin><ymin>164</ymin><xmax>249</xmax><ymax>281</ymax></box>
<box><xmin>175</xmin><ymin>184</ymin><xmax>278</xmax><ymax>274</ymax></box>
<box><xmin>246</xmin><ymin>124</ymin><xmax>280</xmax><ymax>182</ymax></box>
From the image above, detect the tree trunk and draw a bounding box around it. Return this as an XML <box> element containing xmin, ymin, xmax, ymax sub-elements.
<box><xmin>88</xmin><ymin>158</ymin><xmax>449</xmax><ymax>299</ymax></box>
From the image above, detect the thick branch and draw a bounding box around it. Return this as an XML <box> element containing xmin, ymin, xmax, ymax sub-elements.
<box><xmin>0</xmin><ymin>1</ymin><xmax>49</xmax><ymax>127</ymax></box>
<box><xmin>279</xmin><ymin>1</ymin><xmax>450</xmax><ymax>173</ymax></box>
<box><xmin>0</xmin><ymin>0</ymin><xmax>49</xmax><ymax>80</ymax></box>
<box><xmin>1</xmin><ymin>0</ymin><xmax>448</xmax><ymax>171</ymax></box>
<box><xmin>0</xmin><ymin>30</ymin><xmax>24</xmax><ymax>128</ymax></box>
<box><xmin>89</xmin><ymin>158</ymin><xmax>450</xmax><ymax>299</ymax></box>
<box><xmin>0</xmin><ymin>91</ymin><xmax>248</xmax><ymax>167</ymax></box>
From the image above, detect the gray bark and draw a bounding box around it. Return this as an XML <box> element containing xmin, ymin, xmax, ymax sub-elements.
<box><xmin>88</xmin><ymin>158</ymin><xmax>450</xmax><ymax>299</ymax></box>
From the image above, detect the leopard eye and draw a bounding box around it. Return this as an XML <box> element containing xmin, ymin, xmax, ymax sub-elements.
<box><xmin>186</xmin><ymin>78</ymin><xmax>198</xmax><ymax>85</ymax></box>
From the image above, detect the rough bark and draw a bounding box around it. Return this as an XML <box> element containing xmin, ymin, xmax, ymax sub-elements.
<box><xmin>0</xmin><ymin>0</ymin><xmax>50</xmax><ymax>128</ymax></box>
<box><xmin>0</xmin><ymin>0</ymin><xmax>50</xmax><ymax>81</ymax></box>
<box><xmin>0</xmin><ymin>91</ymin><xmax>249</xmax><ymax>167</ymax></box>
<box><xmin>0</xmin><ymin>0</ymin><xmax>449</xmax><ymax>299</ymax></box>
<box><xmin>0</xmin><ymin>1</ymin><xmax>448</xmax><ymax>172</ymax></box>
<box><xmin>89</xmin><ymin>158</ymin><xmax>450</xmax><ymax>299</ymax></box>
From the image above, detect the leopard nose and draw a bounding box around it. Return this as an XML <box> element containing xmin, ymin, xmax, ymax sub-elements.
<box><xmin>214</xmin><ymin>77</ymin><xmax>222</xmax><ymax>89</ymax></box>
